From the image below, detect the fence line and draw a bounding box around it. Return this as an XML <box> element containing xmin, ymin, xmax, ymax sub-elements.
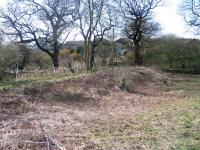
<box><xmin>14</xmin><ymin>59</ymin><xmax>146</xmax><ymax>81</ymax></box>
<box><xmin>15</xmin><ymin>63</ymin><xmax>86</xmax><ymax>81</ymax></box>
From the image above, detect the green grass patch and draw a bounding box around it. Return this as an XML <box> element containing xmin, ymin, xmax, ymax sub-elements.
<box><xmin>0</xmin><ymin>72</ymin><xmax>89</xmax><ymax>90</ymax></box>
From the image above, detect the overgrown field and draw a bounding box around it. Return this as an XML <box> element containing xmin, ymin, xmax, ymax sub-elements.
<box><xmin>0</xmin><ymin>67</ymin><xmax>200</xmax><ymax>150</ymax></box>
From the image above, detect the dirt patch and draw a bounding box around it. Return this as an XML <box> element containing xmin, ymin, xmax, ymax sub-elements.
<box><xmin>111</xmin><ymin>66</ymin><xmax>170</xmax><ymax>93</ymax></box>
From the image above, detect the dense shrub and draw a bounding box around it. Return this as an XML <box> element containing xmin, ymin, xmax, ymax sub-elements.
<box><xmin>17</xmin><ymin>44</ymin><xmax>30</xmax><ymax>69</ymax></box>
<box><xmin>124</xmin><ymin>51</ymin><xmax>134</xmax><ymax>62</ymax></box>
<box><xmin>0</xmin><ymin>45</ymin><xmax>23</xmax><ymax>80</ymax></box>
<box><xmin>34</xmin><ymin>52</ymin><xmax>53</xmax><ymax>69</ymax></box>
<box><xmin>146</xmin><ymin>35</ymin><xmax>200</xmax><ymax>73</ymax></box>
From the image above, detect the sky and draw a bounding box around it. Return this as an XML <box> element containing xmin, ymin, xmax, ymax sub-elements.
<box><xmin>154</xmin><ymin>0</ymin><xmax>196</xmax><ymax>38</ymax></box>
<box><xmin>0</xmin><ymin>0</ymin><xmax>7</xmax><ymax>6</ymax></box>
<box><xmin>0</xmin><ymin>0</ymin><xmax>198</xmax><ymax>39</ymax></box>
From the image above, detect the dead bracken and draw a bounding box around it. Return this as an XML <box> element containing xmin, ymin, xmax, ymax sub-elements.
<box><xmin>1</xmin><ymin>67</ymin><xmax>199</xmax><ymax>149</ymax></box>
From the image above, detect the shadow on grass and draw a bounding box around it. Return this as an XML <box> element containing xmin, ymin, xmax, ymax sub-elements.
<box><xmin>23</xmin><ymin>84</ymin><xmax>94</xmax><ymax>106</ymax></box>
<box><xmin>52</xmin><ymin>91</ymin><xmax>92</xmax><ymax>103</ymax></box>
<box><xmin>163</xmin><ymin>69</ymin><xmax>200</xmax><ymax>75</ymax></box>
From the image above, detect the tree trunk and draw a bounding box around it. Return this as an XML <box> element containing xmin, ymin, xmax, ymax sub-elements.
<box><xmin>84</xmin><ymin>42</ymin><xmax>92</xmax><ymax>71</ymax></box>
<box><xmin>182</xmin><ymin>61</ymin><xmax>185</xmax><ymax>70</ymax></box>
<box><xmin>52</xmin><ymin>50</ymin><xmax>59</xmax><ymax>68</ymax></box>
<box><xmin>0</xmin><ymin>71</ymin><xmax>4</xmax><ymax>80</ymax></box>
<box><xmin>134</xmin><ymin>44</ymin><xmax>141</xmax><ymax>65</ymax></box>
<box><xmin>90</xmin><ymin>47</ymin><xmax>95</xmax><ymax>69</ymax></box>
<box><xmin>84</xmin><ymin>43</ymin><xmax>87</xmax><ymax>64</ymax></box>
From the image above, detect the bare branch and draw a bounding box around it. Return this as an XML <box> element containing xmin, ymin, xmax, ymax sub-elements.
<box><xmin>0</xmin><ymin>0</ymin><xmax>76</xmax><ymax>67</ymax></box>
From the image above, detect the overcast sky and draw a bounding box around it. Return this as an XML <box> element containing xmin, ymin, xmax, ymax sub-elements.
<box><xmin>154</xmin><ymin>0</ymin><xmax>196</xmax><ymax>38</ymax></box>
<box><xmin>0</xmin><ymin>0</ymin><xmax>197</xmax><ymax>39</ymax></box>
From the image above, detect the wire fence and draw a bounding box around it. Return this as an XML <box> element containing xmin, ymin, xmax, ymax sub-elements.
<box><xmin>14</xmin><ymin>58</ymin><xmax>147</xmax><ymax>81</ymax></box>
<box><xmin>15</xmin><ymin>63</ymin><xmax>86</xmax><ymax>81</ymax></box>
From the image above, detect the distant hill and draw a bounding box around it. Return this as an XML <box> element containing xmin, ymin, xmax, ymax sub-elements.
<box><xmin>115</xmin><ymin>38</ymin><xmax>131</xmax><ymax>46</ymax></box>
<box><xmin>63</xmin><ymin>41</ymin><xmax>84</xmax><ymax>49</ymax></box>
<box><xmin>61</xmin><ymin>39</ymin><xmax>133</xmax><ymax>55</ymax></box>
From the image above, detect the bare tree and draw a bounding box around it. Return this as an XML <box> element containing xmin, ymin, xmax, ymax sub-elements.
<box><xmin>75</xmin><ymin>0</ymin><xmax>115</xmax><ymax>70</ymax></box>
<box><xmin>115</xmin><ymin>0</ymin><xmax>161</xmax><ymax>65</ymax></box>
<box><xmin>182</xmin><ymin>0</ymin><xmax>200</xmax><ymax>34</ymax></box>
<box><xmin>0</xmin><ymin>0</ymin><xmax>76</xmax><ymax>68</ymax></box>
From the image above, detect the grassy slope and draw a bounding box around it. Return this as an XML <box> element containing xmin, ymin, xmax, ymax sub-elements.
<box><xmin>87</xmin><ymin>74</ymin><xmax>200</xmax><ymax>150</ymax></box>
<box><xmin>0</xmin><ymin>68</ymin><xmax>200</xmax><ymax>150</ymax></box>
<box><xmin>0</xmin><ymin>72</ymin><xmax>89</xmax><ymax>89</ymax></box>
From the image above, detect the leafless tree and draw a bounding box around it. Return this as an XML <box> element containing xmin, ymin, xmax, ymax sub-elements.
<box><xmin>0</xmin><ymin>0</ymin><xmax>76</xmax><ymax>68</ymax></box>
<box><xmin>182</xmin><ymin>0</ymin><xmax>200</xmax><ymax>34</ymax></box>
<box><xmin>115</xmin><ymin>0</ymin><xmax>161</xmax><ymax>65</ymax></box>
<box><xmin>75</xmin><ymin>0</ymin><xmax>115</xmax><ymax>70</ymax></box>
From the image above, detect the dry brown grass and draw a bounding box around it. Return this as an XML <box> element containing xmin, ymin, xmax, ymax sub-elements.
<box><xmin>0</xmin><ymin>66</ymin><xmax>198</xmax><ymax>150</ymax></box>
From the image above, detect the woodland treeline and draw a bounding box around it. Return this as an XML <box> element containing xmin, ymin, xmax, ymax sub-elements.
<box><xmin>0</xmin><ymin>0</ymin><xmax>200</xmax><ymax>80</ymax></box>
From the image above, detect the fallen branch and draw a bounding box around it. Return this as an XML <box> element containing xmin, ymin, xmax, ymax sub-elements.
<box><xmin>64</xmin><ymin>134</ymin><xmax>86</xmax><ymax>138</ymax></box>
<box><xmin>25</xmin><ymin>140</ymin><xmax>48</xmax><ymax>144</ymax></box>
<box><xmin>50</xmin><ymin>138</ymin><xmax>66</xmax><ymax>150</ymax></box>
<box><xmin>46</xmin><ymin>135</ymin><xmax>50</xmax><ymax>150</ymax></box>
